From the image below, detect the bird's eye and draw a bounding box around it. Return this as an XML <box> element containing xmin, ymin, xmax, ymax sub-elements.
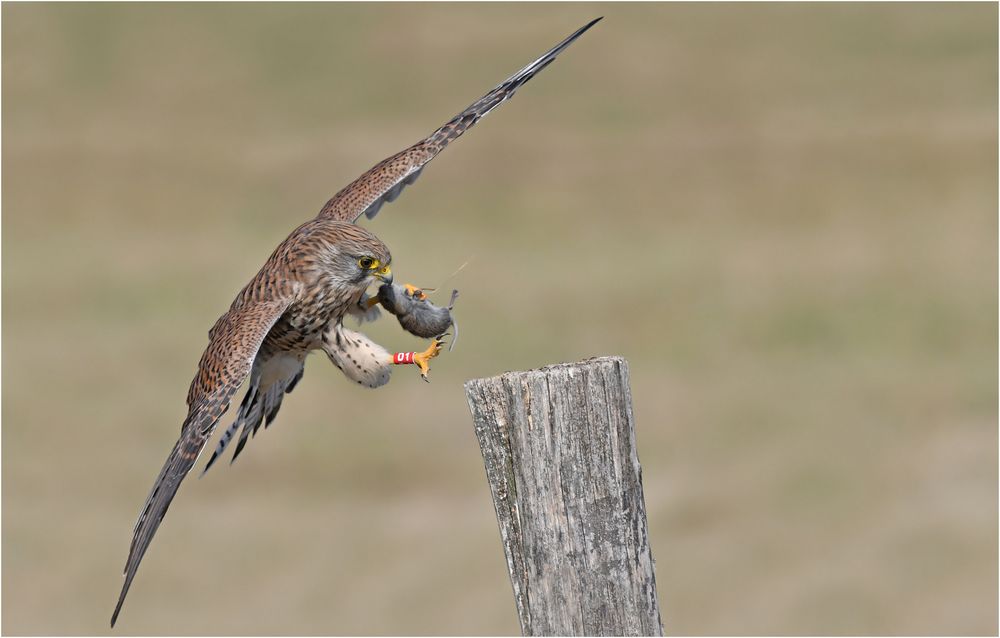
<box><xmin>358</xmin><ymin>257</ymin><xmax>377</xmax><ymax>270</ymax></box>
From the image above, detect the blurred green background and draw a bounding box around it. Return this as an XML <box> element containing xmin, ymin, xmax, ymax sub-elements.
<box><xmin>3</xmin><ymin>3</ymin><xmax>997</xmax><ymax>635</ymax></box>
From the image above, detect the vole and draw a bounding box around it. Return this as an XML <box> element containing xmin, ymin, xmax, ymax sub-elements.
<box><xmin>377</xmin><ymin>283</ymin><xmax>459</xmax><ymax>344</ymax></box>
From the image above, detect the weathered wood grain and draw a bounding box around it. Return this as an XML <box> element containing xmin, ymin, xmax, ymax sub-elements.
<box><xmin>465</xmin><ymin>356</ymin><xmax>663</xmax><ymax>636</ymax></box>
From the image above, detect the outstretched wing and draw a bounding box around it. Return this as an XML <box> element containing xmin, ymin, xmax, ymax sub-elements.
<box><xmin>317</xmin><ymin>17</ymin><xmax>602</xmax><ymax>224</ymax></box>
<box><xmin>111</xmin><ymin>298</ymin><xmax>291</xmax><ymax>627</ymax></box>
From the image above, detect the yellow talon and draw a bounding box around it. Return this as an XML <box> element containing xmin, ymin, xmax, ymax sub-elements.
<box><xmin>403</xmin><ymin>283</ymin><xmax>431</xmax><ymax>301</ymax></box>
<box><xmin>412</xmin><ymin>338</ymin><xmax>443</xmax><ymax>381</ymax></box>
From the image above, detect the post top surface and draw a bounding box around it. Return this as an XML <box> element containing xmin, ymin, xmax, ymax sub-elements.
<box><xmin>463</xmin><ymin>355</ymin><xmax>627</xmax><ymax>390</ymax></box>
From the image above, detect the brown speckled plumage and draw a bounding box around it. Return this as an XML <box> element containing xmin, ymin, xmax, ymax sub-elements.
<box><xmin>112</xmin><ymin>18</ymin><xmax>600</xmax><ymax>628</ymax></box>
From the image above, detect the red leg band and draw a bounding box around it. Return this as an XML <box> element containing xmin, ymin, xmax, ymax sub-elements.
<box><xmin>393</xmin><ymin>352</ymin><xmax>415</xmax><ymax>365</ymax></box>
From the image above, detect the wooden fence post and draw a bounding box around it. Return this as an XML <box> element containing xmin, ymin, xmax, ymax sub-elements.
<box><xmin>464</xmin><ymin>356</ymin><xmax>664</xmax><ymax>636</ymax></box>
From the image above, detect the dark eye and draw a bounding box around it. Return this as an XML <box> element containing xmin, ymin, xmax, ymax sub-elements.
<box><xmin>358</xmin><ymin>257</ymin><xmax>375</xmax><ymax>270</ymax></box>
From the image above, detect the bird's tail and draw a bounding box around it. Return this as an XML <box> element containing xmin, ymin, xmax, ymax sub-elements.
<box><xmin>201</xmin><ymin>361</ymin><xmax>304</xmax><ymax>475</ymax></box>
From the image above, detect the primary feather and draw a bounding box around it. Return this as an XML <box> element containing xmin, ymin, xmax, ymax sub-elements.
<box><xmin>317</xmin><ymin>17</ymin><xmax>602</xmax><ymax>224</ymax></box>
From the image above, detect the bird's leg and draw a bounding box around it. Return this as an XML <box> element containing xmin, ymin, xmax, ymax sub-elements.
<box><xmin>412</xmin><ymin>338</ymin><xmax>444</xmax><ymax>378</ymax></box>
<box><xmin>388</xmin><ymin>338</ymin><xmax>444</xmax><ymax>382</ymax></box>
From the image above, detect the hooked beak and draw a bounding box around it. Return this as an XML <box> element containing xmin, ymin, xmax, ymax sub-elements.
<box><xmin>375</xmin><ymin>264</ymin><xmax>392</xmax><ymax>285</ymax></box>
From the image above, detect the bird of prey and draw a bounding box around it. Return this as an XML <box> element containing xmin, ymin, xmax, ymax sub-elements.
<box><xmin>111</xmin><ymin>17</ymin><xmax>601</xmax><ymax>627</ymax></box>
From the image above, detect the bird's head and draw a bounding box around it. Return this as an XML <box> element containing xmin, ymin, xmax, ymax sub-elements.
<box><xmin>354</xmin><ymin>253</ymin><xmax>393</xmax><ymax>286</ymax></box>
<box><xmin>315</xmin><ymin>222</ymin><xmax>393</xmax><ymax>290</ymax></box>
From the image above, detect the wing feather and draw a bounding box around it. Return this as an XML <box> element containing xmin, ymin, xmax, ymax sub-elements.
<box><xmin>317</xmin><ymin>17</ymin><xmax>601</xmax><ymax>224</ymax></box>
<box><xmin>111</xmin><ymin>298</ymin><xmax>291</xmax><ymax>627</ymax></box>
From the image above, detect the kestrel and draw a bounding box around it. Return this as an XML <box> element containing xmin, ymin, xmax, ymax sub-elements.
<box><xmin>111</xmin><ymin>17</ymin><xmax>600</xmax><ymax>627</ymax></box>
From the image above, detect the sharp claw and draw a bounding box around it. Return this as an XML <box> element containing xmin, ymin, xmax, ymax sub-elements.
<box><xmin>411</xmin><ymin>338</ymin><xmax>444</xmax><ymax>381</ymax></box>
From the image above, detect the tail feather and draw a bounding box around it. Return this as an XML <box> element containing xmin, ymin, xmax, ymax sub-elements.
<box><xmin>201</xmin><ymin>360</ymin><xmax>304</xmax><ymax>475</ymax></box>
<box><xmin>201</xmin><ymin>382</ymin><xmax>258</xmax><ymax>475</ymax></box>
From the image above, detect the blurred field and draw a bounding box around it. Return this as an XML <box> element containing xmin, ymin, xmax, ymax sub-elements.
<box><xmin>2</xmin><ymin>3</ymin><xmax>997</xmax><ymax>635</ymax></box>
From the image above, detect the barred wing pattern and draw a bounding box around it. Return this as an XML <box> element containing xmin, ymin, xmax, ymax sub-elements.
<box><xmin>317</xmin><ymin>17</ymin><xmax>602</xmax><ymax>224</ymax></box>
<box><xmin>111</xmin><ymin>298</ymin><xmax>291</xmax><ymax>627</ymax></box>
